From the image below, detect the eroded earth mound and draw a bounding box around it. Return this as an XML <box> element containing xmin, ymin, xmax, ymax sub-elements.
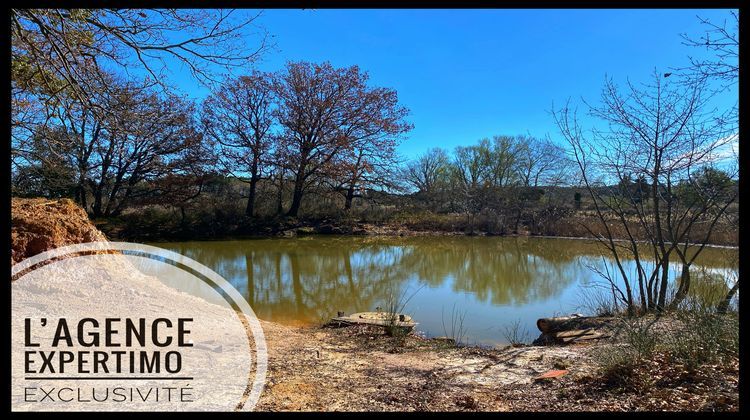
<box><xmin>11</xmin><ymin>198</ymin><xmax>107</xmax><ymax>264</ymax></box>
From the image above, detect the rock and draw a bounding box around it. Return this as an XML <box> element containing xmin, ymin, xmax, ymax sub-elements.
<box><xmin>296</xmin><ymin>226</ymin><xmax>316</xmax><ymax>235</ymax></box>
<box><xmin>280</xmin><ymin>229</ymin><xmax>297</xmax><ymax>238</ymax></box>
<box><xmin>533</xmin><ymin>369</ymin><xmax>568</xmax><ymax>381</ymax></box>
<box><xmin>433</xmin><ymin>336</ymin><xmax>457</xmax><ymax>345</ymax></box>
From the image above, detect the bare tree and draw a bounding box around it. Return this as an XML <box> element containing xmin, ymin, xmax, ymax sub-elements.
<box><xmin>274</xmin><ymin>61</ymin><xmax>409</xmax><ymax>217</ymax></box>
<box><xmin>202</xmin><ymin>72</ymin><xmax>275</xmax><ymax>217</ymax></box>
<box><xmin>90</xmin><ymin>88</ymin><xmax>205</xmax><ymax>217</ymax></box>
<box><xmin>553</xmin><ymin>72</ymin><xmax>737</xmax><ymax>314</ymax></box>
<box><xmin>516</xmin><ymin>135</ymin><xmax>570</xmax><ymax>188</ymax></box>
<box><xmin>11</xmin><ymin>9</ymin><xmax>270</xmax><ymax>210</ymax></box>
<box><xmin>11</xmin><ymin>9</ymin><xmax>269</xmax><ymax>110</ymax></box>
<box><xmin>34</xmin><ymin>73</ymin><xmax>207</xmax><ymax>217</ymax></box>
<box><xmin>487</xmin><ymin>135</ymin><xmax>524</xmax><ymax>189</ymax></box>
<box><xmin>679</xmin><ymin>11</ymin><xmax>738</xmax><ymax>87</ymax></box>
<box><xmin>404</xmin><ymin>148</ymin><xmax>452</xmax><ymax>208</ymax></box>
<box><xmin>331</xmin><ymin>86</ymin><xmax>412</xmax><ymax>211</ymax></box>
<box><xmin>452</xmin><ymin>142</ymin><xmax>492</xmax><ymax>227</ymax></box>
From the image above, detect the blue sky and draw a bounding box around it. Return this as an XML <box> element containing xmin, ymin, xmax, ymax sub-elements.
<box><xmin>166</xmin><ymin>9</ymin><xmax>738</xmax><ymax>160</ymax></box>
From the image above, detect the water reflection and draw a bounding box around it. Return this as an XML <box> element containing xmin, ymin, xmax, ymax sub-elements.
<box><xmin>153</xmin><ymin>236</ymin><xmax>735</xmax><ymax>346</ymax></box>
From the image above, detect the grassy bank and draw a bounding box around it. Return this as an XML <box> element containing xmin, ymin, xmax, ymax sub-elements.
<box><xmin>93</xmin><ymin>204</ymin><xmax>738</xmax><ymax>247</ymax></box>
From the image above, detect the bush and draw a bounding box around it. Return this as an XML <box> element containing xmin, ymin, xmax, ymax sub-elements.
<box><xmin>441</xmin><ymin>304</ymin><xmax>468</xmax><ymax>347</ymax></box>
<box><xmin>594</xmin><ymin>317</ymin><xmax>659</xmax><ymax>388</ymax></box>
<box><xmin>663</xmin><ymin>310</ymin><xmax>739</xmax><ymax>370</ymax></box>
<box><xmin>501</xmin><ymin>318</ymin><xmax>529</xmax><ymax>347</ymax></box>
<box><xmin>595</xmin><ymin>309</ymin><xmax>739</xmax><ymax>388</ymax></box>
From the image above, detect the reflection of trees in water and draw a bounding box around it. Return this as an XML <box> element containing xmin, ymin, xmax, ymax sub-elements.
<box><xmin>163</xmin><ymin>239</ymin><xmax>411</xmax><ymax>323</ymax></box>
<box><xmin>157</xmin><ymin>237</ymin><xmax>736</xmax><ymax>323</ymax></box>
<box><xmin>577</xmin><ymin>253</ymin><xmax>736</xmax><ymax>304</ymax></box>
<box><xmin>393</xmin><ymin>237</ymin><xmax>585</xmax><ymax>305</ymax></box>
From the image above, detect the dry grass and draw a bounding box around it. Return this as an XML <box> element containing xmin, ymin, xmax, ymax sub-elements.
<box><xmin>538</xmin><ymin>214</ymin><xmax>737</xmax><ymax>246</ymax></box>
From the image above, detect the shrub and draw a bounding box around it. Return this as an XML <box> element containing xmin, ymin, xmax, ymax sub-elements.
<box><xmin>662</xmin><ymin>309</ymin><xmax>739</xmax><ymax>370</ymax></box>
<box><xmin>502</xmin><ymin>318</ymin><xmax>529</xmax><ymax>347</ymax></box>
<box><xmin>594</xmin><ymin>317</ymin><xmax>659</xmax><ymax>388</ymax></box>
<box><xmin>595</xmin><ymin>308</ymin><xmax>739</xmax><ymax>388</ymax></box>
<box><xmin>441</xmin><ymin>303</ymin><xmax>468</xmax><ymax>347</ymax></box>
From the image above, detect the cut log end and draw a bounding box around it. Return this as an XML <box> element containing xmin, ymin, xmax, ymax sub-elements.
<box><xmin>535</xmin><ymin>314</ymin><xmax>615</xmax><ymax>345</ymax></box>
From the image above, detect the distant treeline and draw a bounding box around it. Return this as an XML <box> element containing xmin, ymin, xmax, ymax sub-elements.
<box><xmin>11</xmin><ymin>9</ymin><xmax>738</xmax><ymax>254</ymax></box>
<box><xmin>11</xmin><ymin>58</ymin><xmax>737</xmax><ymax>243</ymax></box>
<box><xmin>12</xmin><ymin>47</ymin><xmax>592</xmax><ymax>230</ymax></box>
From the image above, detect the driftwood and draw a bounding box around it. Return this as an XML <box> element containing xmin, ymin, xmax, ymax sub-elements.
<box><xmin>552</xmin><ymin>328</ymin><xmax>612</xmax><ymax>344</ymax></box>
<box><xmin>327</xmin><ymin>312</ymin><xmax>417</xmax><ymax>331</ymax></box>
<box><xmin>537</xmin><ymin>314</ymin><xmax>616</xmax><ymax>334</ymax></box>
<box><xmin>534</xmin><ymin>314</ymin><xmax>615</xmax><ymax>345</ymax></box>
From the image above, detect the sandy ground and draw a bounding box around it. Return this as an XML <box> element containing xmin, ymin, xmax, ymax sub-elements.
<box><xmin>256</xmin><ymin>321</ymin><xmax>595</xmax><ymax>411</ymax></box>
<box><xmin>255</xmin><ymin>321</ymin><xmax>738</xmax><ymax>412</ymax></box>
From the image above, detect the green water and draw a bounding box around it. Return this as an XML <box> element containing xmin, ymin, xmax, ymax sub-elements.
<box><xmin>152</xmin><ymin>236</ymin><xmax>736</xmax><ymax>346</ymax></box>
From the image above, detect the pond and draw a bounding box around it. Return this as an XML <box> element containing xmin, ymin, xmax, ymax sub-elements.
<box><xmin>151</xmin><ymin>236</ymin><xmax>736</xmax><ymax>347</ymax></box>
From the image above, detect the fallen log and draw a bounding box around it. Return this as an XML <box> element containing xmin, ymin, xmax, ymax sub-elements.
<box><xmin>327</xmin><ymin>312</ymin><xmax>417</xmax><ymax>331</ymax></box>
<box><xmin>552</xmin><ymin>329</ymin><xmax>612</xmax><ymax>344</ymax></box>
<box><xmin>534</xmin><ymin>314</ymin><xmax>615</xmax><ymax>345</ymax></box>
<box><xmin>537</xmin><ymin>314</ymin><xmax>616</xmax><ymax>334</ymax></box>
<box><xmin>553</xmin><ymin>328</ymin><xmax>597</xmax><ymax>338</ymax></box>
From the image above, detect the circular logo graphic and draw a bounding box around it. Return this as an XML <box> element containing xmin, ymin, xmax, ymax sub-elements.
<box><xmin>11</xmin><ymin>242</ymin><xmax>267</xmax><ymax>411</ymax></box>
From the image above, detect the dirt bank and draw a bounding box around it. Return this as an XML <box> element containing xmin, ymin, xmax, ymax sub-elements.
<box><xmin>11</xmin><ymin>198</ymin><xmax>107</xmax><ymax>264</ymax></box>
<box><xmin>256</xmin><ymin>322</ymin><xmax>594</xmax><ymax>411</ymax></box>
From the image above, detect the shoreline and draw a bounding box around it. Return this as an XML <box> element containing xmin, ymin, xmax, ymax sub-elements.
<box><xmin>144</xmin><ymin>230</ymin><xmax>741</xmax><ymax>251</ymax></box>
<box><xmin>98</xmin><ymin>218</ymin><xmax>738</xmax><ymax>249</ymax></box>
<box><xmin>254</xmin><ymin>317</ymin><xmax>737</xmax><ymax>411</ymax></box>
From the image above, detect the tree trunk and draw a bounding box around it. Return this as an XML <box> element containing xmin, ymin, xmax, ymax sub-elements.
<box><xmin>669</xmin><ymin>264</ymin><xmax>692</xmax><ymax>310</ymax></box>
<box><xmin>717</xmin><ymin>281</ymin><xmax>739</xmax><ymax>314</ymax></box>
<box><xmin>344</xmin><ymin>184</ymin><xmax>355</xmax><ymax>211</ymax></box>
<box><xmin>287</xmin><ymin>183</ymin><xmax>304</xmax><ymax>217</ymax></box>
<box><xmin>276</xmin><ymin>179</ymin><xmax>284</xmax><ymax>215</ymax></box>
<box><xmin>246</xmin><ymin>158</ymin><xmax>259</xmax><ymax>217</ymax></box>
<box><xmin>179</xmin><ymin>206</ymin><xmax>187</xmax><ymax>227</ymax></box>
<box><xmin>286</xmin><ymin>160</ymin><xmax>307</xmax><ymax>217</ymax></box>
<box><xmin>76</xmin><ymin>183</ymin><xmax>88</xmax><ymax>213</ymax></box>
<box><xmin>514</xmin><ymin>207</ymin><xmax>522</xmax><ymax>233</ymax></box>
<box><xmin>246</xmin><ymin>176</ymin><xmax>258</xmax><ymax>217</ymax></box>
<box><xmin>92</xmin><ymin>184</ymin><xmax>104</xmax><ymax>218</ymax></box>
<box><xmin>77</xmin><ymin>161</ymin><xmax>91</xmax><ymax>213</ymax></box>
<box><xmin>273</xmin><ymin>170</ymin><xmax>285</xmax><ymax>216</ymax></box>
<box><xmin>656</xmin><ymin>257</ymin><xmax>670</xmax><ymax>310</ymax></box>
